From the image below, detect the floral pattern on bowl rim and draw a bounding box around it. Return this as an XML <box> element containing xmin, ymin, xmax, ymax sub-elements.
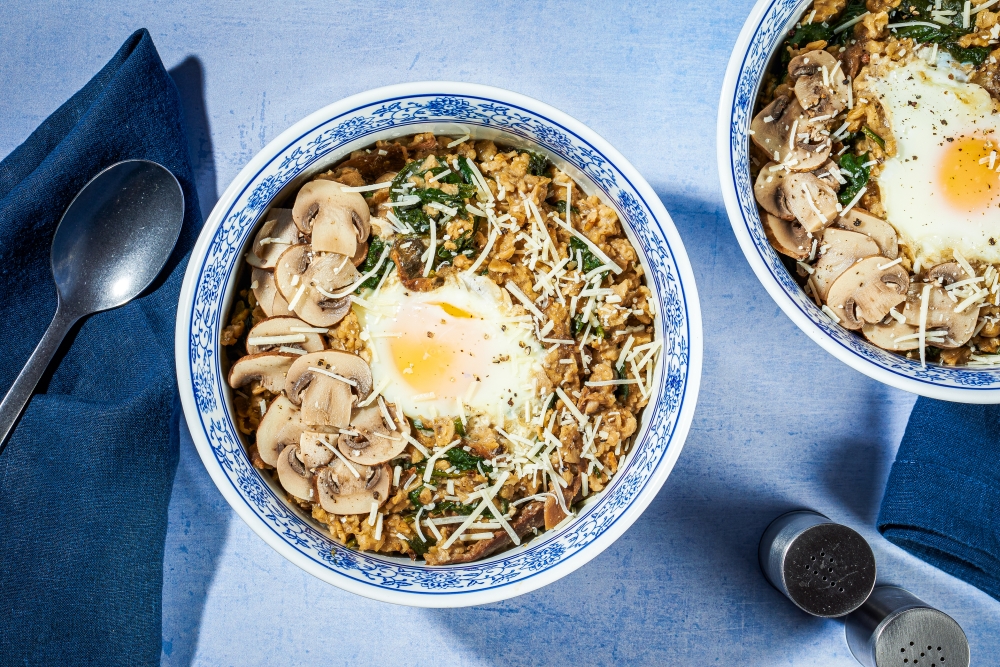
<box><xmin>718</xmin><ymin>0</ymin><xmax>1000</xmax><ymax>402</ymax></box>
<box><xmin>176</xmin><ymin>82</ymin><xmax>703</xmax><ymax>606</ymax></box>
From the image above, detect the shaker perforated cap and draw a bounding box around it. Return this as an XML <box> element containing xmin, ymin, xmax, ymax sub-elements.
<box><xmin>758</xmin><ymin>510</ymin><xmax>876</xmax><ymax>617</ymax></box>
<box><xmin>846</xmin><ymin>586</ymin><xmax>969</xmax><ymax>667</ymax></box>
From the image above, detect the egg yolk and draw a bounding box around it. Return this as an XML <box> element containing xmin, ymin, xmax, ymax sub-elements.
<box><xmin>387</xmin><ymin>302</ymin><xmax>482</xmax><ymax>398</ymax></box>
<box><xmin>938</xmin><ymin>136</ymin><xmax>1000</xmax><ymax>213</ymax></box>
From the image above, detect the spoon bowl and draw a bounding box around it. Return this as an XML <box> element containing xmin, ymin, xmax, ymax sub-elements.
<box><xmin>0</xmin><ymin>160</ymin><xmax>184</xmax><ymax>454</ymax></box>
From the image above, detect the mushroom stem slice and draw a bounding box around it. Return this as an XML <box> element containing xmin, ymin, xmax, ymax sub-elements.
<box><xmin>825</xmin><ymin>256</ymin><xmax>909</xmax><ymax>330</ymax></box>
<box><xmin>293</xmin><ymin>180</ymin><xmax>371</xmax><ymax>257</ymax></box>
<box><xmin>276</xmin><ymin>445</ymin><xmax>314</xmax><ymax>501</ymax></box>
<box><xmin>227</xmin><ymin>352</ymin><xmax>297</xmax><ymax>393</ymax></box>
<box><xmin>781</xmin><ymin>172</ymin><xmax>839</xmax><ymax>233</ymax></box>
<box><xmin>284</xmin><ymin>351</ymin><xmax>374</xmax><ymax>429</ymax></box>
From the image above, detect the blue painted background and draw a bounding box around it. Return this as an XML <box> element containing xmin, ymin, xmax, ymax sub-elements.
<box><xmin>2</xmin><ymin>1</ymin><xmax>998</xmax><ymax>664</ymax></box>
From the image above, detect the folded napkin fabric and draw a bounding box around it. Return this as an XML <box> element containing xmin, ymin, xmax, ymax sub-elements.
<box><xmin>0</xmin><ymin>29</ymin><xmax>200</xmax><ymax>666</ymax></box>
<box><xmin>878</xmin><ymin>398</ymin><xmax>1000</xmax><ymax>602</ymax></box>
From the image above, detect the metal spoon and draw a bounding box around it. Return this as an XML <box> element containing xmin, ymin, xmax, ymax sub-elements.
<box><xmin>0</xmin><ymin>160</ymin><xmax>184</xmax><ymax>455</ymax></box>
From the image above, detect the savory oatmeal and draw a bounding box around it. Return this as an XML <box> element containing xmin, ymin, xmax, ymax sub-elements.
<box><xmin>752</xmin><ymin>0</ymin><xmax>1000</xmax><ymax>366</ymax></box>
<box><xmin>222</xmin><ymin>132</ymin><xmax>661</xmax><ymax>564</ymax></box>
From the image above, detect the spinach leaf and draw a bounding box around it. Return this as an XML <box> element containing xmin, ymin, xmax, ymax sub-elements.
<box><xmin>407</xmin><ymin>531</ymin><xmax>431</xmax><ymax>555</ymax></box>
<box><xmin>521</xmin><ymin>150</ymin><xmax>550</xmax><ymax>176</ymax></box>
<box><xmin>837</xmin><ymin>152</ymin><xmax>870</xmax><ymax>206</ymax></box>
<box><xmin>395</xmin><ymin>207</ymin><xmax>432</xmax><ymax>235</ymax></box>
<box><xmin>553</xmin><ymin>200</ymin><xmax>578</xmax><ymax>215</ymax></box>
<box><xmin>453</xmin><ymin>417</ymin><xmax>466</xmax><ymax>437</ymax></box>
<box><xmin>457</xmin><ymin>156</ymin><xmax>479</xmax><ymax>186</ymax></box>
<box><xmin>832</xmin><ymin>0</ymin><xmax>869</xmax><ymax>44</ymax></box>
<box><xmin>390</xmin><ymin>160</ymin><xmax>423</xmax><ymax>196</ymax></box>
<box><xmin>426</xmin><ymin>165</ymin><xmax>463</xmax><ymax>184</ymax></box>
<box><xmin>408</xmin><ymin>486</ymin><xmax>425</xmax><ymax>509</ymax></box>
<box><xmin>889</xmin><ymin>17</ymin><xmax>990</xmax><ymax>66</ymax></box>
<box><xmin>615</xmin><ymin>363</ymin><xmax>629</xmax><ymax>403</ymax></box>
<box><xmin>431</xmin><ymin>501</ymin><xmax>477</xmax><ymax>516</ymax></box>
<box><xmin>571</xmin><ymin>315</ymin><xmax>587</xmax><ymax>338</ymax></box>
<box><xmin>445</xmin><ymin>447</ymin><xmax>491</xmax><ymax>472</ymax></box>
<box><xmin>358</xmin><ymin>236</ymin><xmax>393</xmax><ymax>290</ymax></box>
<box><xmin>435</xmin><ymin>228</ymin><xmax>477</xmax><ymax>266</ymax></box>
<box><xmin>569</xmin><ymin>236</ymin><xmax>603</xmax><ymax>273</ymax></box>
<box><xmin>413</xmin><ymin>184</ymin><xmax>477</xmax><ymax>208</ymax></box>
<box><xmin>787</xmin><ymin>22</ymin><xmax>833</xmax><ymax>48</ymax></box>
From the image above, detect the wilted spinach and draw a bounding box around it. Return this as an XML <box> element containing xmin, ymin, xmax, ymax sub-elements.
<box><xmin>569</xmin><ymin>236</ymin><xmax>603</xmax><ymax>273</ymax></box>
<box><xmin>837</xmin><ymin>152</ymin><xmax>870</xmax><ymax>206</ymax></box>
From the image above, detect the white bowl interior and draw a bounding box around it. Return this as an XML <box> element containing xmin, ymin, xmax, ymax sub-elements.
<box><xmin>178</xmin><ymin>85</ymin><xmax>701</xmax><ymax>605</ymax></box>
<box><xmin>719</xmin><ymin>0</ymin><xmax>1000</xmax><ymax>400</ymax></box>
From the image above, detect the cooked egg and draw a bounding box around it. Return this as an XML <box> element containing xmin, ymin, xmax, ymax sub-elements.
<box><xmin>355</xmin><ymin>273</ymin><xmax>545</xmax><ymax>422</ymax></box>
<box><xmin>873</xmin><ymin>56</ymin><xmax>1000</xmax><ymax>266</ymax></box>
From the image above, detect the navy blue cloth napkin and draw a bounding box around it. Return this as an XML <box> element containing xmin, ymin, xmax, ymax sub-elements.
<box><xmin>0</xmin><ymin>29</ymin><xmax>200</xmax><ymax>666</ymax></box>
<box><xmin>878</xmin><ymin>398</ymin><xmax>1000</xmax><ymax>602</ymax></box>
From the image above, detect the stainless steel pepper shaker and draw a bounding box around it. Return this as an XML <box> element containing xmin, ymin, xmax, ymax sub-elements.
<box><xmin>758</xmin><ymin>510</ymin><xmax>876</xmax><ymax>617</ymax></box>
<box><xmin>845</xmin><ymin>586</ymin><xmax>969</xmax><ymax>667</ymax></box>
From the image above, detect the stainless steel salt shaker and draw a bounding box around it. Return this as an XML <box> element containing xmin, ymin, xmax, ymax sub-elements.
<box><xmin>845</xmin><ymin>586</ymin><xmax>969</xmax><ymax>667</ymax></box>
<box><xmin>758</xmin><ymin>510</ymin><xmax>876</xmax><ymax>617</ymax></box>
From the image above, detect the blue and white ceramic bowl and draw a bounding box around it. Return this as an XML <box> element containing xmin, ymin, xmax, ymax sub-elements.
<box><xmin>718</xmin><ymin>0</ymin><xmax>1000</xmax><ymax>402</ymax></box>
<box><xmin>175</xmin><ymin>82</ymin><xmax>703</xmax><ymax>606</ymax></box>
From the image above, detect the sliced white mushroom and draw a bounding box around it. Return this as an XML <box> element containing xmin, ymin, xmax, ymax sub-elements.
<box><xmin>814</xmin><ymin>160</ymin><xmax>842</xmax><ymax>192</ymax></box>
<box><xmin>276</xmin><ymin>444</ymin><xmax>314</xmax><ymax>501</ymax></box>
<box><xmin>781</xmin><ymin>172</ymin><xmax>839</xmax><ymax>233</ymax></box>
<box><xmin>750</xmin><ymin>95</ymin><xmax>831</xmax><ymax>171</ymax></box>
<box><xmin>252</xmin><ymin>208</ymin><xmax>299</xmax><ymax>269</ymax></box>
<box><xmin>862</xmin><ymin>318</ymin><xmax>920</xmax><ymax>351</ymax></box>
<box><xmin>251</xmin><ymin>267</ymin><xmax>290</xmax><ymax>317</ymax></box>
<box><xmin>292</xmin><ymin>180</ymin><xmax>371</xmax><ymax>257</ymax></box>
<box><xmin>825</xmin><ymin>256</ymin><xmax>909</xmax><ymax>330</ymax></box>
<box><xmin>256</xmin><ymin>396</ymin><xmax>303</xmax><ymax>467</ymax></box>
<box><xmin>316</xmin><ymin>459</ymin><xmax>391</xmax><ymax>515</ymax></box>
<box><xmin>762</xmin><ymin>209</ymin><xmax>811</xmax><ymax>260</ymax></box>
<box><xmin>754</xmin><ymin>164</ymin><xmax>794</xmax><ymax>220</ymax></box>
<box><xmin>834</xmin><ymin>208</ymin><xmax>899</xmax><ymax>260</ymax></box>
<box><xmin>788</xmin><ymin>50</ymin><xmax>850</xmax><ymax>118</ymax></box>
<box><xmin>339</xmin><ymin>403</ymin><xmax>409</xmax><ymax>466</ymax></box>
<box><xmin>298</xmin><ymin>431</ymin><xmax>335</xmax><ymax>469</ymax></box>
<box><xmin>284</xmin><ymin>351</ymin><xmax>373</xmax><ymax>430</ymax></box>
<box><xmin>246</xmin><ymin>316</ymin><xmax>325</xmax><ymax>354</ymax></box>
<box><xmin>273</xmin><ymin>245</ymin><xmax>360</xmax><ymax>328</ymax></box>
<box><xmin>900</xmin><ymin>282</ymin><xmax>980</xmax><ymax>348</ymax></box>
<box><xmin>274</xmin><ymin>244</ymin><xmax>313</xmax><ymax>302</ymax></box>
<box><xmin>227</xmin><ymin>352</ymin><xmax>296</xmax><ymax>393</ymax></box>
<box><xmin>812</xmin><ymin>228</ymin><xmax>881</xmax><ymax>300</ymax></box>
<box><xmin>926</xmin><ymin>261</ymin><xmax>970</xmax><ymax>286</ymax></box>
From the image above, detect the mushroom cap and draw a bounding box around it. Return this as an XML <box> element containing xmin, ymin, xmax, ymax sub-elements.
<box><xmin>274</xmin><ymin>244</ymin><xmax>313</xmax><ymax>302</ymax></box>
<box><xmin>292</xmin><ymin>180</ymin><xmax>371</xmax><ymax>257</ymax></box>
<box><xmin>274</xmin><ymin>245</ymin><xmax>360</xmax><ymax>328</ymax></box>
<box><xmin>862</xmin><ymin>318</ymin><xmax>920</xmax><ymax>351</ymax></box>
<box><xmin>901</xmin><ymin>283</ymin><xmax>980</xmax><ymax>348</ymax></box>
<box><xmin>298</xmin><ymin>431</ymin><xmax>335</xmax><ymax>469</ymax></box>
<box><xmin>256</xmin><ymin>395</ymin><xmax>303</xmax><ymax>466</ymax></box>
<box><xmin>788</xmin><ymin>50</ymin><xmax>849</xmax><ymax>118</ymax></box>
<box><xmin>338</xmin><ymin>402</ymin><xmax>409</xmax><ymax>466</ymax></box>
<box><xmin>754</xmin><ymin>163</ymin><xmax>795</xmax><ymax>220</ymax></box>
<box><xmin>834</xmin><ymin>208</ymin><xmax>899</xmax><ymax>260</ymax></box>
<box><xmin>276</xmin><ymin>444</ymin><xmax>315</xmax><ymax>501</ymax></box>
<box><xmin>826</xmin><ymin>256</ymin><xmax>909</xmax><ymax>330</ymax></box>
<box><xmin>762</xmin><ymin>209</ymin><xmax>811</xmax><ymax>260</ymax></box>
<box><xmin>316</xmin><ymin>459</ymin><xmax>391</xmax><ymax>515</ymax></box>
<box><xmin>251</xmin><ymin>267</ymin><xmax>290</xmax><ymax>318</ymax></box>
<box><xmin>246</xmin><ymin>316</ymin><xmax>326</xmax><ymax>355</ymax></box>
<box><xmin>296</xmin><ymin>252</ymin><xmax>361</xmax><ymax>327</ymax></box>
<box><xmin>252</xmin><ymin>208</ymin><xmax>299</xmax><ymax>269</ymax></box>
<box><xmin>927</xmin><ymin>261</ymin><xmax>970</xmax><ymax>286</ymax></box>
<box><xmin>284</xmin><ymin>351</ymin><xmax>373</xmax><ymax>429</ymax></box>
<box><xmin>750</xmin><ymin>96</ymin><xmax>831</xmax><ymax>171</ymax></box>
<box><xmin>227</xmin><ymin>352</ymin><xmax>297</xmax><ymax>393</ymax></box>
<box><xmin>812</xmin><ymin>228</ymin><xmax>881</xmax><ymax>300</ymax></box>
<box><xmin>781</xmin><ymin>172</ymin><xmax>839</xmax><ymax>233</ymax></box>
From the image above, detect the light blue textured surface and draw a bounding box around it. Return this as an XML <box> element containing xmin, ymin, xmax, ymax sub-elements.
<box><xmin>1</xmin><ymin>1</ymin><xmax>998</xmax><ymax>665</ymax></box>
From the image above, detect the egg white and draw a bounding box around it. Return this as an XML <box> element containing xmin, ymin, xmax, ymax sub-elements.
<box><xmin>354</xmin><ymin>272</ymin><xmax>545</xmax><ymax>423</ymax></box>
<box><xmin>873</xmin><ymin>55</ymin><xmax>1000</xmax><ymax>266</ymax></box>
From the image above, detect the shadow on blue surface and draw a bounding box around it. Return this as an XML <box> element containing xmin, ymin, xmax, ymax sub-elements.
<box><xmin>162</xmin><ymin>58</ymin><xmax>227</xmax><ymax>666</ymax></box>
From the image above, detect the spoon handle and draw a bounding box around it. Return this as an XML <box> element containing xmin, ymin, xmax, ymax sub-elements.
<box><xmin>0</xmin><ymin>306</ymin><xmax>79</xmax><ymax>456</ymax></box>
